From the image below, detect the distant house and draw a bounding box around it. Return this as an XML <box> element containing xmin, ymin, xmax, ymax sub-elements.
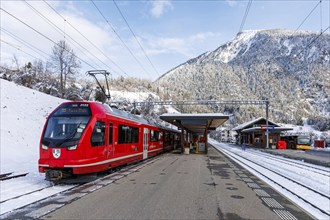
<box><xmin>232</xmin><ymin>117</ymin><xmax>292</xmax><ymax>148</ymax></box>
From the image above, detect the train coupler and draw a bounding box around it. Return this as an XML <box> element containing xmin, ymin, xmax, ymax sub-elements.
<box><xmin>46</xmin><ymin>169</ymin><xmax>63</xmax><ymax>181</ymax></box>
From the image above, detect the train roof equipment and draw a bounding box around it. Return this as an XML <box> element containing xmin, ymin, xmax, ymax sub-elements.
<box><xmin>86</xmin><ymin>70</ymin><xmax>111</xmax><ymax>100</ymax></box>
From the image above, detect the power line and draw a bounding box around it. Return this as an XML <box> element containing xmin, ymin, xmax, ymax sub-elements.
<box><xmin>305</xmin><ymin>25</ymin><xmax>330</xmax><ymax>49</ymax></box>
<box><xmin>91</xmin><ymin>0</ymin><xmax>152</xmax><ymax>78</ymax></box>
<box><xmin>24</xmin><ymin>0</ymin><xmax>105</xmax><ymax>71</ymax></box>
<box><xmin>43</xmin><ymin>0</ymin><xmax>128</xmax><ymax>77</ymax></box>
<box><xmin>113</xmin><ymin>0</ymin><xmax>160</xmax><ymax>78</ymax></box>
<box><xmin>295</xmin><ymin>0</ymin><xmax>321</xmax><ymax>31</ymax></box>
<box><xmin>0</xmin><ymin>7</ymin><xmax>97</xmax><ymax>70</ymax></box>
<box><xmin>319</xmin><ymin>0</ymin><xmax>322</xmax><ymax>32</ymax></box>
<box><xmin>1</xmin><ymin>39</ymin><xmax>42</xmax><ymax>61</ymax></box>
<box><xmin>1</xmin><ymin>27</ymin><xmax>50</xmax><ymax>59</ymax></box>
<box><xmin>239</xmin><ymin>0</ymin><xmax>253</xmax><ymax>33</ymax></box>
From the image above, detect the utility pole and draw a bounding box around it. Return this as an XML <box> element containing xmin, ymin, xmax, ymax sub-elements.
<box><xmin>265</xmin><ymin>98</ymin><xmax>269</xmax><ymax>148</ymax></box>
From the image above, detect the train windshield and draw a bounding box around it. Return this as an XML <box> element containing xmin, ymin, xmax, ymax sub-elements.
<box><xmin>297</xmin><ymin>136</ymin><xmax>310</xmax><ymax>145</ymax></box>
<box><xmin>42</xmin><ymin>116</ymin><xmax>90</xmax><ymax>147</ymax></box>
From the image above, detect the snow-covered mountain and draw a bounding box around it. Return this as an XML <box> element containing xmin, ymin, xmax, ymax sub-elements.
<box><xmin>157</xmin><ymin>29</ymin><xmax>330</xmax><ymax>129</ymax></box>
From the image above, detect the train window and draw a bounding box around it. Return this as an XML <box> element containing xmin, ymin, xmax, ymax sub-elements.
<box><xmin>150</xmin><ymin>130</ymin><xmax>160</xmax><ymax>142</ymax></box>
<box><xmin>91</xmin><ymin>121</ymin><xmax>105</xmax><ymax>146</ymax></box>
<box><xmin>118</xmin><ymin>125</ymin><xmax>139</xmax><ymax>144</ymax></box>
<box><xmin>109</xmin><ymin>123</ymin><xmax>113</xmax><ymax>144</ymax></box>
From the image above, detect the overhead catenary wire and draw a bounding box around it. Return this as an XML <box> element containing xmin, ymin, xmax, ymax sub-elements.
<box><xmin>1</xmin><ymin>39</ymin><xmax>43</xmax><ymax>61</ymax></box>
<box><xmin>1</xmin><ymin>27</ymin><xmax>50</xmax><ymax>59</ymax></box>
<box><xmin>272</xmin><ymin>0</ymin><xmax>329</xmax><ymax>69</ymax></box>
<box><xmin>91</xmin><ymin>0</ymin><xmax>152</xmax><ymax>79</ymax></box>
<box><xmin>292</xmin><ymin>1</ymin><xmax>329</xmax><ymax>56</ymax></box>
<box><xmin>295</xmin><ymin>0</ymin><xmax>321</xmax><ymax>31</ymax></box>
<box><xmin>113</xmin><ymin>0</ymin><xmax>160</xmax><ymax>78</ymax></box>
<box><xmin>43</xmin><ymin>0</ymin><xmax>128</xmax><ymax>77</ymax></box>
<box><xmin>23</xmin><ymin>0</ymin><xmax>106</xmax><ymax>71</ymax></box>
<box><xmin>305</xmin><ymin>25</ymin><xmax>330</xmax><ymax>49</ymax></box>
<box><xmin>319</xmin><ymin>0</ymin><xmax>322</xmax><ymax>33</ymax></box>
<box><xmin>239</xmin><ymin>0</ymin><xmax>253</xmax><ymax>33</ymax></box>
<box><xmin>0</xmin><ymin>7</ymin><xmax>98</xmax><ymax>70</ymax></box>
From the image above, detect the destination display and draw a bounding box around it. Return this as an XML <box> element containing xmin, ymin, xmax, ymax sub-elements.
<box><xmin>53</xmin><ymin>103</ymin><xmax>91</xmax><ymax>116</ymax></box>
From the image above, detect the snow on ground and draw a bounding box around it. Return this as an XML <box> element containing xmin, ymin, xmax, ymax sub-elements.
<box><xmin>0</xmin><ymin>79</ymin><xmax>65</xmax><ymax>174</ymax></box>
<box><xmin>280</xmin><ymin>122</ymin><xmax>327</xmax><ymax>138</ymax></box>
<box><xmin>210</xmin><ymin>139</ymin><xmax>330</xmax><ymax>219</ymax></box>
<box><xmin>0</xmin><ymin>79</ymin><xmax>69</xmax><ymax>215</ymax></box>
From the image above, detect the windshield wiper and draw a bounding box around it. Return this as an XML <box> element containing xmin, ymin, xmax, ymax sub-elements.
<box><xmin>58</xmin><ymin>122</ymin><xmax>82</xmax><ymax>147</ymax></box>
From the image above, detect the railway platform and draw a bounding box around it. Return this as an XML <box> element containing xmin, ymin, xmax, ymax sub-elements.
<box><xmin>43</xmin><ymin>146</ymin><xmax>312</xmax><ymax>220</ymax></box>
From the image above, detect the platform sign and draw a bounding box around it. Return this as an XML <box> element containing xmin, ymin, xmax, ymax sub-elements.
<box><xmin>261</xmin><ymin>126</ymin><xmax>275</xmax><ymax>130</ymax></box>
<box><xmin>198</xmin><ymin>143</ymin><xmax>205</xmax><ymax>152</ymax></box>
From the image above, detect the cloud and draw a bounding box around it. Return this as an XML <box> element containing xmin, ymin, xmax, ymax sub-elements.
<box><xmin>189</xmin><ymin>32</ymin><xmax>219</xmax><ymax>42</ymax></box>
<box><xmin>0</xmin><ymin>1</ymin><xmax>118</xmax><ymax>71</ymax></box>
<box><xmin>225</xmin><ymin>0</ymin><xmax>239</xmax><ymax>7</ymax></box>
<box><xmin>150</xmin><ymin>0</ymin><xmax>173</xmax><ymax>18</ymax></box>
<box><xmin>144</xmin><ymin>31</ymin><xmax>221</xmax><ymax>58</ymax></box>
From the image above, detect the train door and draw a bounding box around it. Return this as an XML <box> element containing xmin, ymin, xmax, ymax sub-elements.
<box><xmin>143</xmin><ymin>128</ymin><xmax>148</xmax><ymax>159</ymax></box>
<box><xmin>108</xmin><ymin>123</ymin><xmax>113</xmax><ymax>158</ymax></box>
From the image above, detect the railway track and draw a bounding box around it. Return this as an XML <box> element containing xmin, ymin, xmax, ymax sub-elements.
<box><xmin>247</xmin><ymin>150</ymin><xmax>330</xmax><ymax>177</ymax></box>
<box><xmin>0</xmin><ymin>172</ymin><xmax>28</xmax><ymax>181</ymax></box>
<box><xmin>213</xmin><ymin>144</ymin><xmax>330</xmax><ymax>219</ymax></box>
<box><xmin>0</xmin><ymin>153</ymin><xmax>162</xmax><ymax>218</ymax></box>
<box><xmin>0</xmin><ymin>185</ymin><xmax>66</xmax><ymax>204</ymax></box>
<box><xmin>0</xmin><ymin>178</ymin><xmax>77</xmax><ymax>216</ymax></box>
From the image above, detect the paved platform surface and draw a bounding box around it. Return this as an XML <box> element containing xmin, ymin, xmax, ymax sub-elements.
<box><xmin>45</xmin><ymin>147</ymin><xmax>313</xmax><ymax>220</ymax></box>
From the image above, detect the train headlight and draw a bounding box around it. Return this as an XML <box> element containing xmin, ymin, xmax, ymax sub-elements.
<box><xmin>41</xmin><ymin>144</ymin><xmax>48</xmax><ymax>150</ymax></box>
<box><xmin>67</xmin><ymin>145</ymin><xmax>78</xmax><ymax>150</ymax></box>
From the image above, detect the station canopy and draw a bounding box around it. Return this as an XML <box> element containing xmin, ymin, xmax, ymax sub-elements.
<box><xmin>160</xmin><ymin>113</ymin><xmax>229</xmax><ymax>134</ymax></box>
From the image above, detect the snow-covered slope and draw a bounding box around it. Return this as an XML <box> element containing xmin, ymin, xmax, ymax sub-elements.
<box><xmin>0</xmin><ymin>79</ymin><xmax>65</xmax><ymax>173</ymax></box>
<box><xmin>0</xmin><ymin>79</ymin><xmax>178</xmax><ymax>175</ymax></box>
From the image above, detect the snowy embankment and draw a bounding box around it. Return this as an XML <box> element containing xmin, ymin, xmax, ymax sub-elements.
<box><xmin>0</xmin><ymin>79</ymin><xmax>69</xmax><ymax>215</ymax></box>
<box><xmin>210</xmin><ymin>140</ymin><xmax>330</xmax><ymax>220</ymax></box>
<box><xmin>0</xmin><ymin>79</ymin><xmax>65</xmax><ymax>174</ymax></box>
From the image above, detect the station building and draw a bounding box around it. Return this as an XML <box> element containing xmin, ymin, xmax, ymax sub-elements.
<box><xmin>233</xmin><ymin>117</ymin><xmax>292</xmax><ymax>148</ymax></box>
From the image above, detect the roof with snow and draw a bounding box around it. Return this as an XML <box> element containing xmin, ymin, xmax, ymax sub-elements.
<box><xmin>160</xmin><ymin>113</ymin><xmax>229</xmax><ymax>134</ymax></box>
<box><xmin>232</xmin><ymin>117</ymin><xmax>280</xmax><ymax>131</ymax></box>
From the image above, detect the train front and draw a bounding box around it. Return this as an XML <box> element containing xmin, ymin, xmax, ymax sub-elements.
<box><xmin>38</xmin><ymin>102</ymin><xmax>92</xmax><ymax>180</ymax></box>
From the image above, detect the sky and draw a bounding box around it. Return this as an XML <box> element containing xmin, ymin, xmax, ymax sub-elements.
<box><xmin>1</xmin><ymin>0</ymin><xmax>330</xmax><ymax>81</ymax></box>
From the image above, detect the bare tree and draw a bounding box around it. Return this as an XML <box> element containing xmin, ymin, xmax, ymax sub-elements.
<box><xmin>12</xmin><ymin>54</ymin><xmax>20</xmax><ymax>70</ymax></box>
<box><xmin>50</xmin><ymin>40</ymin><xmax>81</xmax><ymax>98</ymax></box>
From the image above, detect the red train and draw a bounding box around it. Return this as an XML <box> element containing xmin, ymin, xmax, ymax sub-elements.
<box><xmin>38</xmin><ymin>101</ymin><xmax>180</xmax><ymax>180</ymax></box>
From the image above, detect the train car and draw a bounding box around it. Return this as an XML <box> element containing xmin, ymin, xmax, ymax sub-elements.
<box><xmin>38</xmin><ymin>101</ymin><xmax>178</xmax><ymax>180</ymax></box>
<box><xmin>281</xmin><ymin>134</ymin><xmax>311</xmax><ymax>150</ymax></box>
